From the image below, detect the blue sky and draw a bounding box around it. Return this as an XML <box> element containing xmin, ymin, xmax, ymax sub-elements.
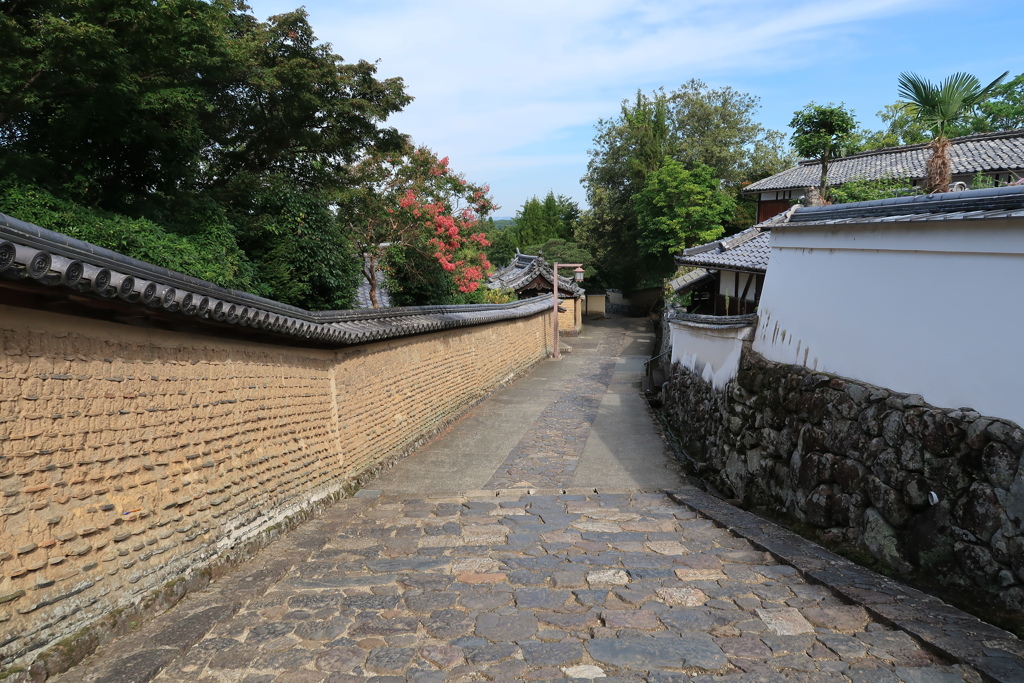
<box><xmin>247</xmin><ymin>0</ymin><xmax>1021</xmax><ymax>218</ymax></box>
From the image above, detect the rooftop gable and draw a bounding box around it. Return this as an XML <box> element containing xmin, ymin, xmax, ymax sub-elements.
<box><xmin>488</xmin><ymin>250</ymin><xmax>585</xmax><ymax>296</ymax></box>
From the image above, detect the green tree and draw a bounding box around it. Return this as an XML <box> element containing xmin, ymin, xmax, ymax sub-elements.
<box><xmin>345</xmin><ymin>147</ymin><xmax>496</xmax><ymax>307</ymax></box>
<box><xmin>860</xmin><ymin>73</ymin><xmax>1024</xmax><ymax>153</ymax></box>
<box><xmin>860</xmin><ymin>103</ymin><xmax>932</xmax><ymax>150</ymax></box>
<box><xmin>510</xmin><ymin>191</ymin><xmax>579</xmax><ymax>247</ymax></box>
<box><xmin>789</xmin><ymin>103</ymin><xmax>859</xmax><ymax>198</ymax></box>
<box><xmin>0</xmin><ymin>1</ymin><xmax>413</xmax><ymax>311</ymax></box>
<box><xmin>634</xmin><ymin>160</ymin><xmax>734</xmax><ymax>258</ymax></box>
<box><xmin>581</xmin><ymin>80</ymin><xmax>789</xmax><ymax>290</ymax></box>
<box><xmin>827</xmin><ymin>176</ymin><xmax>916</xmax><ymax>204</ymax></box>
<box><xmin>203</xmin><ymin>9</ymin><xmax>410</xmax><ymax>197</ymax></box>
<box><xmin>0</xmin><ymin>0</ymin><xmax>246</xmax><ymax>206</ymax></box>
<box><xmin>483</xmin><ymin>229</ymin><xmax>520</xmax><ymax>272</ymax></box>
<box><xmin>972</xmin><ymin>73</ymin><xmax>1024</xmax><ymax>131</ymax></box>
<box><xmin>897</xmin><ymin>70</ymin><xmax>1009</xmax><ymax>193</ymax></box>
<box><xmin>522</xmin><ymin>238</ymin><xmax>597</xmax><ymax>284</ymax></box>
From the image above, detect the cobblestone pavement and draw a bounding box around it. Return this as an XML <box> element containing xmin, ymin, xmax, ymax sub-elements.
<box><xmin>485</xmin><ymin>329</ymin><xmax>626</xmax><ymax>490</ymax></box>
<box><xmin>54</xmin><ymin>319</ymin><xmax>1024</xmax><ymax>682</ymax></box>
<box><xmin>139</xmin><ymin>488</ymin><xmax>989</xmax><ymax>683</ymax></box>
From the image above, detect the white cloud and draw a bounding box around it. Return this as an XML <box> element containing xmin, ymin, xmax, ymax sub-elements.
<box><xmin>246</xmin><ymin>0</ymin><xmax>922</xmax><ymax>211</ymax></box>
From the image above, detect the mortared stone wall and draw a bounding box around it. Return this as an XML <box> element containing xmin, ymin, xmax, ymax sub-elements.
<box><xmin>663</xmin><ymin>349</ymin><xmax>1024</xmax><ymax>612</ymax></box>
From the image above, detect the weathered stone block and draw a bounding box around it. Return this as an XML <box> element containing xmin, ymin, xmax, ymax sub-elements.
<box><xmin>954</xmin><ymin>482</ymin><xmax>1004</xmax><ymax>543</ymax></box>
<box><xmin>862</xmin><ymin>507</ymin><xmax>911</xmax><ymax>573</ymax></box>
<box><xmin>955</xmin><ymin>541</ymin><xmax>1002</xmax><ymax>589</ymax></box>
<box><xmin>982</xmin><ymin>441</ymin><xmax>1019</xmax><ymax>490</ymax></box>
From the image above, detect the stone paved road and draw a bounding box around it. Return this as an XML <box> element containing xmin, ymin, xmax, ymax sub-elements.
<box><xmin>54</xmin><ymin>318</ymin><xmax>1024</xmax><ymax>682</ymax></box>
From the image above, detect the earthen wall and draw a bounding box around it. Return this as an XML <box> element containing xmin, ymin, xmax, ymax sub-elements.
<box><xmin>0</xmin><ymin>304</ymin><xmax>551</xmax><ymax>666</ymax></box>
<box><xmin>557</xmin><ymin>298</ymin><xmax>582</xmax><ymax>335</ymax></box>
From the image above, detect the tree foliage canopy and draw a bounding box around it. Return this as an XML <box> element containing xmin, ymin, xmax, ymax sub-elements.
<box><xmin>342</xmin><ymin>147</ymin><xmax>496</xmax><ymax>307</ymax></box>
<box><xmin>634</xmin><ymin>160</ymin><xmax>734</xmax><ymax>257</ymax></box>
<box><xmin>859</xmin><ymin>72</ymin><xmax>1024</xmax><ymax>152</ymax></box>
<box><xmin>579</xmin><ymin>80</ymin><xmax>788</xmax><ymax>290</ymax></box>
<box><xmin>789</xmin><ymin>103</ymin><xmax>859</xmax><ymax>194</ymax></box>
<box><xmin>896</xmin><ymin>71</ymin><xmax>1009</xmax><ymax>141</ymax></box>
<box><xmin>485</xmin><ymin>192</ymin><xmax>581</xmax><ymax>272</ymax></box>
<box><xmin>896</xmin><ymin>70</ymin><xmax>1009</xmax><ymax>192</ymax></box>
<box><xmin>0</xmin><ymin>0</ymin><xmax>421</xmax><ymax>309</ymax></box>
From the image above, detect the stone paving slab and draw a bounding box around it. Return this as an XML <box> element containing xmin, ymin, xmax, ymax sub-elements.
<box><xmin>56</xmin><ymin>489</ymin><xmax>997</xmax><ymax>683</ymax></box>
<box><xmin>174</xmin><ymin>490</ymin><xmax>988</xmax><ymax>681</ymax></box>
<box><xmin>666</xmin><ymin>488</ymin><xmax>1024</xmax><ymax>683</ymax></box>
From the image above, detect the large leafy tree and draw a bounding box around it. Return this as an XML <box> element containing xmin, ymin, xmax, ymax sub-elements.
<box><xmin>344</xmin><ymin>146</ymin><xmax>496</xmax><ymax>307</ymax></box>
<box><xmin>0</xmin><ymin>0</ymin><xmax>412</xmax><ymax>310</ymax></box>
<box><xmin>897</xmin><ymin>71</ymin><xmax>1009</xmax><ymax>193</ymax></box>
<box><xmin>204</xmin><ymin>9</ymin><xmax>410</xmax><ymax>198</ymax></box>
<box><xmin>789</xmin><ymin>103</ymin><xmax>859</xmax><ymax>198</ymax></box>
<box><xmin>861</xmin><ymin>73</ymin><xmax>1024</xmax><ymax>152</ymax></box>
<box><xmin>859</xmin><ymin>103</ymin><xmax>932</xmax><ymax>150</ymax></box>
<box><xmin>972</xmin><ymin>73</ymin><xmax>1024</xmax><ymax>131</ymax></box>
<box><xmin>512</xmin><ymin>191</ymin><xmax>578</xmax><ymax>246</ymax></box>
<box><xmin>634</xmin><ymin>160</ymin><xmax>734</xmax><ymax>258</ymax></box>
<box><xmin>0</xmin><ymin>0</ymin><xmax>245</xmax><ymax>206</ymax></box>
<box><xmin>521</xmin><ymin>238</ymin><xmax>596</xmax><ymax>282</ymax></box>
<box><xmin>581</xmin><ymin>80</ymin><xmax>789</xmax><ymax>290</ymax></box>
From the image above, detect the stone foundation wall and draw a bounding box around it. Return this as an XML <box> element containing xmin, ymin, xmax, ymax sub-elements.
<box><xmin>0</xmin><ymin>304</ymin><xmax>551</xmax><ymax>668</ymax></box>
<box><xmin>664</xmin><ymin>349</ymin><xmax>1024</xmax><ymax>609</ymax></box>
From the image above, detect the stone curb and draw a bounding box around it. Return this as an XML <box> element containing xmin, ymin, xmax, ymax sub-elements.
<box><xmin>667</xmin><ymin>487</ymin><xmax>1024</xmax><ymax>683</ymax></box>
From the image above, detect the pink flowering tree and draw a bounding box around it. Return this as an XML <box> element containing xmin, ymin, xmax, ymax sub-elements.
<box><xmin>344</xmin><ymin>146</ymin><xmax>496</xmax><ymax>306</ymax></box>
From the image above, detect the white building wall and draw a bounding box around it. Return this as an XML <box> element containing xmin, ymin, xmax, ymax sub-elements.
<box><xmin>753</xmin><ymin>219</ymin><xmax>1024</xmax><ymax>425</ymax></box>
<box><xmin>717</xmin><ymin>271</ymin><xmax>758</xmax><ymax>303</ymax></box>
<box><xmin>670</xmin><ymin>320</ymin><xmax>754</xmax><ymax>390</ymax></box>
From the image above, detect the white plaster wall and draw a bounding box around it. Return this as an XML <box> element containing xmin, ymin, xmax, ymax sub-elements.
<box><xmin>753</xmin><ymin>219</ymin><xmax>1024</xmax><ymax>425</ymax></box>
<box><xmin>670</xmin><ymin>320</ymin><xmax>754</xmax><ymax>390</ymax></box>
<box><xmin>717</xmin><ymin>272</ymin><xmax>757</xmax><ymax>302</ymax></box>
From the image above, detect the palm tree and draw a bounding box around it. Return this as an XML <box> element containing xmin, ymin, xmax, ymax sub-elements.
<box><xmin>897</xmin><ymin>71</ymin><xmax>1009</xmax><ymax>193</ymax></box>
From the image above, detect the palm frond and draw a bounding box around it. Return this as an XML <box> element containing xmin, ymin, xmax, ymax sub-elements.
<box><xmin>897</xmin><ymin>72</ymin><xmax>939</xmax><ymax>109</ymax></box>
<box><xmin>897</xmin><ymin>70</ymin><xmax>1011</xmax><ymax>140</ymax></box>
<box><xmin>968</xmin><ymin>71</ymin><xmax>1011</xmax><ymax>107</ymax></box>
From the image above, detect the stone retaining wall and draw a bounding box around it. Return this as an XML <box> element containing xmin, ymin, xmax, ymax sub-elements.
<box><xmin>0</xmin><ymin>303</ymin><xmax>551</xmax><ymax>669</ymax></box>
<box><xmin>663</xmin><ymin>349</ymin><xmax>1024</xmax><ymax>610</ymax></box>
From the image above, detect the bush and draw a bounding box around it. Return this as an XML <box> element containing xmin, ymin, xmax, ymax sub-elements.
<box><xmin>828</xmin><ymin>176</ymin><xmax>917</xmax><ymax>204</ymax></box>
<box><xmin>0</xmin><ymin>182</ymin><xmax>256</xmax><ymax>291</ymax></box>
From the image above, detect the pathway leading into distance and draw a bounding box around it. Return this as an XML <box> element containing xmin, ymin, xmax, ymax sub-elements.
<box><xmin>54</xmin><ymin>318</ymin><xmax>1024</xmax><ymax>683</ymax></box>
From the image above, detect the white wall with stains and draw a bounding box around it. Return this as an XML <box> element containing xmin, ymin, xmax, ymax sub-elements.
<box><xmin>670</xmin><ymin>319</ymin><xmax>755</xmax><ymax>390</ymax></box>
<box><xmin>753</xmin><ymin>218</ymin><xmax>1024</xmax><ymax>425</ymax></box>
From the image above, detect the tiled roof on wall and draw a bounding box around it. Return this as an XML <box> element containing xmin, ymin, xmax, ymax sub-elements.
<box><xmin>745</xmin><ymin>129</ymin><xmax>1024</xmax><ymax>193</ymax></box>
<box><xmin>0</xmin><ymin>212</ymin><xmax>554</xmax><ymax>346</ymax></box>
<box><xmin>787</xmin><ymin>183</ymin><xmax>1024</xmax><ymax>225</ymax></box>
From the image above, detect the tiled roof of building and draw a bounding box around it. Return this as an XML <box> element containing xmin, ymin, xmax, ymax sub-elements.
<box><xmin>669</xmin><ymin>311</ymin><xmax>758</xmax><ymax>330</ymax></box>
<box><xmin>674</xmin><ymin>226</ymin><xmax>773</xmax><ymax>273</ymax></box>
<box><xmin>0</xmin><ymin>212</ymin><xmax>554</xmax><ymax>346</ymax></box>
<box><xmin>667</xmin><ymin>267</ymin><xmax>713</xmax><ymax>294</ymax></box>
<box><xmin>745</xmin><ymin>129</ymin><xmax>1024</xmax><ymax>193</ymax></box>
<box><xmin>787</xmin><ymin>184</ymin><xmax>1024</xmax><ymax>225</ymax></box>
<box><xmin>487</xmin><ymin>251</ymin><xmax>585</xmax><ymax>297</ymax></box>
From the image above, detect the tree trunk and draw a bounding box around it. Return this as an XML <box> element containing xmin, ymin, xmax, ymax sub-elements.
<box><xmin>925</xmin><ymin>137</ymin><xmax>952</xmax><ymax>193</ymax></box>
<box><xmin>819</xmin><ymin>156</ymin><xmax>830</xmax><ymax>199</ymax></box>
<box><xmin>364</xmin><ymin>254</ymin><xmax>379</xmax><ymax>308</ymax></box>
<box><xmin>803</xmin><ymin>186</ymin><xmax>827</xmax><ymax>207</ymax></box>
